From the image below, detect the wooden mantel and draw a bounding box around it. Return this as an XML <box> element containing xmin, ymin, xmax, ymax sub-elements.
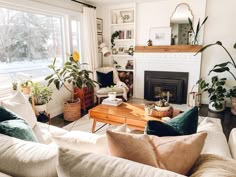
<box><xmin>135</xmin><ymin>45</ymin><xmax>202</xmax><ymax>53</ymax></box>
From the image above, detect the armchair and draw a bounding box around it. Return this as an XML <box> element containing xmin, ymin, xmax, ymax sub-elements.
<box><xmin>95</xmin><ymin>67</ymin><xmax>129</xmax><ymax>104</ymax></box>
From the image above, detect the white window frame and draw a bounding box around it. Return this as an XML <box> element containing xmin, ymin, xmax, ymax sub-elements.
<box><xmin>0</xmin><ymin>0</ymin><xmax>83</xmax><ymax>96</ymax></box>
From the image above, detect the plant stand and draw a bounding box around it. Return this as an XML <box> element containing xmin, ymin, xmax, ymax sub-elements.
<box><xmin>74</xmin><ymin>87</ymin><xmax>94</xmax><ymax>112</ymax></box>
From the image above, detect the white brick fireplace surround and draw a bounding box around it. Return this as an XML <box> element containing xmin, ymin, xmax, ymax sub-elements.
<box><xmin>134</xmin><ymin>52</ymin><xmax>202</xmax><ymax>102</ymax></box>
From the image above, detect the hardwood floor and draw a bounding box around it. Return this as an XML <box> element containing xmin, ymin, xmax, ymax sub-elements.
<box><xmin>50</xmin><ymin>99</ymin><xmax>236</xmax><ymax>139</ymax></box>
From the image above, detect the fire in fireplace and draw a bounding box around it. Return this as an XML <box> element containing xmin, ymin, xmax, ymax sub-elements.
<box><xmin>144</xmin><ymin>71</ymin><xmax>189</xmax><ymax>104</ymax></box>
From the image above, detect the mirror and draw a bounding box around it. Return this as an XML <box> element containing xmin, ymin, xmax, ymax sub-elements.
<box><xmin>170</xmin><ymin>3</ymin><xmax>193</xmax><ymax>45</ymax></box>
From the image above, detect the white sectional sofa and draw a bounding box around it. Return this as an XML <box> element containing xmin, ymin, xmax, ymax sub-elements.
<box><xmin>0</xmin><ymin>92</ymin><xmax>236</xmax><ymax>177</ymax></box>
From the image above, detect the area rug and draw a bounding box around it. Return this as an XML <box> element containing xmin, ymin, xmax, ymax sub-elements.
<box><xmin>63</xmin><ymin>114</ymin><xmax>118</xmax><ymax>135</ymax></box>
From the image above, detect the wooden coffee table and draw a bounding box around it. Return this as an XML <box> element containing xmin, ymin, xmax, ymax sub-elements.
<box><xmin>88</xmin><ymin>103</ymin><xmax>181</xmax><ymax>133</ymax></box>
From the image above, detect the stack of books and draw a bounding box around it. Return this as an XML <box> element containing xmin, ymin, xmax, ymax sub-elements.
<box><xmin>102</xmin><ymin>98</ymin><xmax>123</xmax><ymax>106</ymax></box>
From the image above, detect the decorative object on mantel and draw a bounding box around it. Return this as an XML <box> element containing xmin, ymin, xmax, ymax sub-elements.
<box><xmin>197</xmin><ymin>76</ymin><xmax>227</xmax><ymax>112</ymax></box>
<box><xmin>195</xmin><ymin>41</ymin><xmax>236</xmax><ymax>114</ymax></box>
<box><xmin>147</xmin><ymin>39</ymin><xmax>152</xmax><ymax>46</ymax></box>
<box><xmin>149</xmin><ymin>27</ymin><xmax>171</xmax><ymax>46</ymax></box>
<box><xmin>45</xmin><ymin>51</ymin><xmax>97</xmax><ymax>121</ymax></box>
<box><xmin>188</xmin><ymin>16</ymin><xmax>208</xmax><ymax>45</ymax></box>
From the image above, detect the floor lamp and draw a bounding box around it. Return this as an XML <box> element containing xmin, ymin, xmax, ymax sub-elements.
<box><xmin>100</xmin><ymin>43</ymin><xmax>111</xmax><ymax>66</ymax></box>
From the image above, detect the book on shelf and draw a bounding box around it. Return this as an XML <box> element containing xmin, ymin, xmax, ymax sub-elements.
<box><xmin>102</xmin><ymin>98</ymin><xmax>123</xmax><ymax>106</ymax></box>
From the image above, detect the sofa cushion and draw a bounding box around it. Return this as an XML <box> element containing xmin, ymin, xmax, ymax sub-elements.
<box><xmin>189</xmin><ymin>154</ymin><xmax>236</xmax><ymax>177</ymax></box>
<box><xmin>96</xmin><ymin>71</ymin><xmax>114</xmax><ymax>87</ymax></box>
<box><xmin>197</xmin><ymin>117</ymin><xmax>232</xmax><ymax>159</ymax></box>
<box><xmin>57</xmin><ymin>148</ymin><xmax>185</xmax><ymax>177</ymax></box>
<box><xmin>1</xmin><ymin>92</ymin><xmax>37</xmax><ymax>128</ymax></box>
<box><xmin>106</xmin><ymin>130</ymin><xmax>207</xmax><ymax>175</ymax></box>
<box><xmin>0</xmin><ymin>134</ymin><xmax>57</xmax><ymax>177</ymax></box>
<box><xmin>33</xmin><ymin>122</ymin><xmax>68</xmax><ymax>144</ymax></box>
<box><xmin>145</xmin><ymin>106</ymin><xmax>198</xmax><ymax>136</ymax></box>
<box><xmin>0</xmin><ymin>119</ymin><xmax>37</xmax><ymax>142</ymax></box>
<box><xmin>228</xmin><ymin>128</ymin><xmax>236</xmax><ymax>159</ymax></box>
<box><xmin>52</xmin><ymin>124</ymin><xmax>128</xmax><ymax>154</ymax></box>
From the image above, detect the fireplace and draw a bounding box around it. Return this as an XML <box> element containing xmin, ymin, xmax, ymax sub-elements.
<box><xmin>144</xmin><ymin>71</ymin><xmax>189</xmax><ymax>104</ymax></box>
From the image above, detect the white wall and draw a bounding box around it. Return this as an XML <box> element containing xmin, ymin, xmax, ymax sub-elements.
<box><xmin>201</xmin><ymin>0</ymin><xmax>236</xmax><ymax>104</ymax></box>
<box><xmin>136</xmin><ymin>0</ymin><xmax>206</xmax><ymax>45</ymax></box>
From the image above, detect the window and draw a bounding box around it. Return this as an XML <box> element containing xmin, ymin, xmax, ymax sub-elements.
<box><xmin>0</xmin><ymin>7</ymin><xmax>64</xmax><ymax>91</ymax></box>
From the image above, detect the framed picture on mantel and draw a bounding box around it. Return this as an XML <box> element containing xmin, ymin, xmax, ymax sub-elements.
<box><xmin>150</xmin><ymin>27</ymin><xmax>171</xmax><ymax>46</ymax></box>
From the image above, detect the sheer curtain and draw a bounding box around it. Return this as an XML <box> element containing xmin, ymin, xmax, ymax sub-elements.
<box><xmin>83</xmin><ymin>7</ymin><xmax>100</xmax><ymax>76</ymax></box>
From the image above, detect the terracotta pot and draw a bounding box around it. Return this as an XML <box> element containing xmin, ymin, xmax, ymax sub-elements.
<box><xmin>208</xmin><ymin>101</ymin><xmax>226</xmax><ymax>112</ymax></box>
<box><xmin>21</xmin><ymin>86</ymin><xmax>30</xmax><ymax>94</ymax></box>
<box><xmin>64</xmin><ymin>99</ymin><xmax>81</xmax><ymax>121</ymax></box>
<box><xmin>231</xmin><ymin>97</ymin><xmax>236</xmax><ymax>115</ymax></box>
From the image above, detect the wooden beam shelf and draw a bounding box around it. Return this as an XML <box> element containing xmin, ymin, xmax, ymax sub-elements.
<box><xmin>135</xmin><ymin>45</ymin><xmax>202</xmax><ymax>53</ymax></box>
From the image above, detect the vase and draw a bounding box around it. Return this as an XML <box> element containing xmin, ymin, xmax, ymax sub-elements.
<box><xmin>231</xmin><ymin>97</ymin><xmax>236</xmax><ymax>115</ymax></box>
<box><xmin>208</xmin><ymin>101</ymin><xmax>226</xmax><ymax>112</ymax></box>
<box><xmin>112</xmin><ymin>14</ymin><xmax>117</xmax><ymax>24</ymax></box>
<box><xmin>34</xmin><ymin>104</ymin><xmax>47</xmax><ymax>115</ymax></box>
<box><xmin>108</xmin><ymin>92</ymin><xmax>117</xmax><ymax>100</ymax></box>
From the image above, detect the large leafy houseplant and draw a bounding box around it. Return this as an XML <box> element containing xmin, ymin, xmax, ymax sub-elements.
<box><xmin>197</xmin><ymin>76</ymin><xmax>227</xmax><ymax>111</ymax></box>
<box><xmin>196</xmin><ymin>41</ymin><xmax>236</xmax><ymax>114</ymax></box>
<box><xmin>45</xmin><ymin>51</ymin><xmax>97</xmax><ymax>120</ymax></box>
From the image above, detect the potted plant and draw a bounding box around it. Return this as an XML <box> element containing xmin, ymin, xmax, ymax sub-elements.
<box><xmin>196</xmin><ymin>41</ymin><xmax>236</xmax><ymax>114</ymax></box>
<box><xmin>107</xmin><ymin>85</ymin><xmax>117</xmax><ymax>100</ymax></box>
<box><xmin>227</xmin><ymin>86</ymin><xmax>236</xmax><ymax>115</ymax></box>
<box><xmin>188</xmin><ymin>16</ymin><xmax>208</xmax><ymax>45</ymax></box>
<box><xmin>197</xmin><ymin>76</ymin><xmax>227</xmax><ymax>112</ymax></box>
<box><xmin>21</xmin><ymin>80</ymin><xmax>33</xmax><ymax>94</ymax></box>
<box><xmin>30</xmin><ymin>82</ymin><xmax>53</xmax><ymax>115</ymax></box>
<box><xmin>45</xmin><ymin>51</ymin><xmax>97</xmax><ymax>121</ymax></box>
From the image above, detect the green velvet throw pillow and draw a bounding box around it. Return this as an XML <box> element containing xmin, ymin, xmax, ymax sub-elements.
<box><xmin>145</xmin><ymin>106</ymin><xmax>199</xmax><ymax>136</ymax></box>
<box><xmin>0</xmin><ymin>119</ymin><xmax>38</xmax><ymax>142</ymax></box>
<box><xmin>0</xmin><ymin>106</ymin><xmax>37</xmax><ymax>142</ymax></box>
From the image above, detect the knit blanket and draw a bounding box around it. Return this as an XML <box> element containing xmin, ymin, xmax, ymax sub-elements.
<box><xmin>190</xmin><ymin>154</ymin><xmax>236</xmax><ymax>177</ymax></box>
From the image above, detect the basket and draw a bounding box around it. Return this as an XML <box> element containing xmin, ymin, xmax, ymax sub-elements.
<box><xmin>64</xmin><ymin>99</ymin><xmax>81</xmax><ymax>121</ymax></box>
<box><xmin>151</xmin><ymin>107</ymin><xmax>173</xmax><ymax>118</ymax></box>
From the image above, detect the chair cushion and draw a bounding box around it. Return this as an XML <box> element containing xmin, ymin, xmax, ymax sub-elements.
<box><xmin>106</xmin><ymin>130</ymin><xmax>207</xmax><ymax>175</ymax></box>
<box><xmin>0</xmin><ymin>119</ymin><xmax>37</xmax><ymax>142</ymax></box>
<box><xmin>57</xmin><ymin>148</ymin><xmax>185</xmax><ymax>177</ymax></box>
<box><xmin>96</xmin><ymin>87</ymin><xmax>124</xmax><ymax>95</ymax></box>
<box><xmin>145</xmin><ymin>106</ymin><xmax>198</xmax><ymax>136</ymax></box>
<box><xmin>96</xmin><ymin>71</ymin><xmax>114</xmax><ymax>87</ymax></box>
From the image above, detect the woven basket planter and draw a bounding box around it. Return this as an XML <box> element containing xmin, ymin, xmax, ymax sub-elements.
<box><xmin>64</xmin><ymin>99</ymin><xmax>81</xmax><ymax>121</ymax></box>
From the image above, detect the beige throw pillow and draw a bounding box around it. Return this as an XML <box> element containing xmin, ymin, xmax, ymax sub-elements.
<box><xmin>106</xmin><ymin>131</ymin><xmax>207</xmax><ymax>175</ymax></box>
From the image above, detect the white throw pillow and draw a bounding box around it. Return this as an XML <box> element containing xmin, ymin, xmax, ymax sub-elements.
<box><xmin>52</xmin><ymin>124</ymin><xmax>128</xmax><ymax>154</ymax></box>
<box><xmin>0</xmin><ymin>134</ymin><xmax>58</xmax><ymax>177</ymax></box>
<box><xmin>197</xmin><ymin>117</ymin><xmax>232</xmax><ymax>158</ymax></box>
<box><xmin>57</xmin><ymin>148</ymin><xmax>185</xmax><ymax>177</ymax></box>
<box><xmin>228</xmin><ymin>128</ymin><xmax>236</xmax><ymax>159</ymax></box>
<box><xmin>1</xmin><ymin>92</ymin><xmax>37</xmax><ymax>128</ymax></box>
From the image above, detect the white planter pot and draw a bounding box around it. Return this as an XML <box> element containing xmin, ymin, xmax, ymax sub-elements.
<box><xmin>35</xmin><ymin>104</ymin><xmax>47</xmax><ymax>115</ymax></box>
<box><xmin>108</xmin><ymin>92</ymin><xmax>117</xmax><ymax>100</ymax></box>
<box><xmin>208</xmin><ymin>101</ymin><xmax>226</xmax><ymax>112</ymax></box>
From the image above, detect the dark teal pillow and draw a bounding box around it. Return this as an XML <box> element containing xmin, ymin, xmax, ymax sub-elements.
<box><xmin>145</xmin><ymin>106</ymin><xmax>199</xmax><ymax>136</ymax></box>
<box><xmin>0</xmin><ymin>119</ymin><xmax>38</xmax><ymax>142</ymax></box>
<box><xmin>0</xmin><ymin>106</ymin><xmax>20</xmax><ymax>122</ymax></box>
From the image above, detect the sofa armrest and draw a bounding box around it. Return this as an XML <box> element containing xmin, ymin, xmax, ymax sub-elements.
<box><xmin>229</xmin><ymin>128</ymin><xmax>236</xmax><ymax>159</ymax></box>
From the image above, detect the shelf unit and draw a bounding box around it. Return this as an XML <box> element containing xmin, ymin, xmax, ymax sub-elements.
<box><xmin>109</xmin><ymin>6</ymin><xmax>136</xmax><ymax>97</ymax></box>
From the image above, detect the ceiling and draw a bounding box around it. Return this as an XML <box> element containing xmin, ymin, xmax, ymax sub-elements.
<box><xmin>83</xmin><ymin>0</ymin><xmax>164</xmax><ymax>6</ymax></box>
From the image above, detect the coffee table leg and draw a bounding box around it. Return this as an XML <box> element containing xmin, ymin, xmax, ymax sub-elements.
<box><xmin>92</xmin><ymin>120</ymin><xmax>97</xmax><ymax>133</ymax></box>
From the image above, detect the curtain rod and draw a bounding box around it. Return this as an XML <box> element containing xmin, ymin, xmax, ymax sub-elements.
<box><xmin>71</xmin><ymin>0</ymin><xmax>96</xmax><ymax>9</ymax></box>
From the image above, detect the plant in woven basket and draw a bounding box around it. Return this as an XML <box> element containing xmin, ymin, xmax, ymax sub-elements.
<box><xmin>45</xmin><ymin>51</ymin><xmax>97</xmax><ymax>120</ymax></box>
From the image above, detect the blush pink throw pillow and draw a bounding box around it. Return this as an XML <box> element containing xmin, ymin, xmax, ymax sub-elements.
<box><xmin>106</xmin><ymin>131</ymin><xmax>207</xmax><ymax>175</ymax></box>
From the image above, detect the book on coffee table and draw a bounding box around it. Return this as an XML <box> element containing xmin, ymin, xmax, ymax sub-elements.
<box><xmin>102</xmin><ymin>98</ymin><xmax>123</xmax><ymax>106</ymax></box>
